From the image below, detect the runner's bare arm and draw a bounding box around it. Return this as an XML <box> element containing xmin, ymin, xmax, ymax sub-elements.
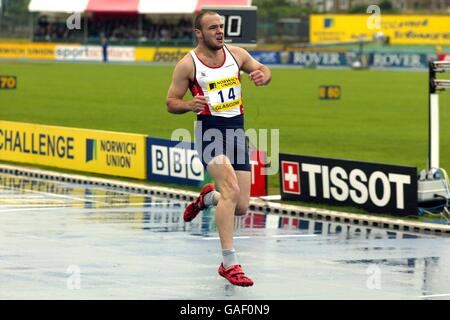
<box><xmin>166</xmin><ymin>56</ymin><xmax>207</xmax><ymax>114</ymax></box>
<box><xmin>229</xmin><ymin>46</ymin><xmax>271</xmax><ymax>86</ymax></box>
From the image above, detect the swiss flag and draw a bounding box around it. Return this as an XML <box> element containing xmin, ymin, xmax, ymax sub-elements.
<box><xmin>281</xmin><ymin>161</ymin><xmax>300</xmax><ymax>194</ymax></box>
<box><xmin>438</xmin><ymin>54</ymin><xmax>450</xmax><ymax>61</ymax></box>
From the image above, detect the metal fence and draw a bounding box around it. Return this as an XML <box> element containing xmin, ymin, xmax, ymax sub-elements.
<box><xmin>0</xmin><ymin>11</ymin><xmax>311</xmax><ymax>45</ymax></box>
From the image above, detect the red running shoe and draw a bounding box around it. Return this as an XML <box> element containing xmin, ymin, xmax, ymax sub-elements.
<box><xmin>218</xmin><ymin>263</ymin><xmax>254</xmax><ymax>287</ymax></box>
<box><xmin>183</xmin><ymin>183</ymin><xmax>215</xmax><ymax>222</ymax></box>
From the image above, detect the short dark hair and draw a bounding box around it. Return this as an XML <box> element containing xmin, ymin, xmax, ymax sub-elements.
<box><xmin>194</xmin><ymin>11</ymin><xmax>219</xmax><ymax>30</ymax></box>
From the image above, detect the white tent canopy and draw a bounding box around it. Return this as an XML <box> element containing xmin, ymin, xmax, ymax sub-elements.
<box><xmin>29</xmin><ymin>0</ymin><xmax>90</xmax><ymax>13</ymax></box>
<box><xmin>138</xmin><ymin>0</ymin><xmax>197</xmax><ymax>14</ymax></box>
<box><xmin>28</xmin><ymin>0</ymin><xmax>252</xmax><ymax>13</ymax></box>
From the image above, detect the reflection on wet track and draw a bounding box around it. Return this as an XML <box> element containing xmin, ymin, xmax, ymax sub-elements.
<box><xmin>0</xmin><ymin>173</ymin><xmax>449</xmax><ymax>299</ymax></box>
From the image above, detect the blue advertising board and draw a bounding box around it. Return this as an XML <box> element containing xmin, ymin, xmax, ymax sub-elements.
<box><xmin>279</xmin><ymin>153</ymin><xmax>418</xmax><ymax>216</ymax></box>
<box><xmin>249</xmin><ymin>50</ymin><xmax>434</xmax><ymax>70</ymax></box>
<box><xmin>249</xmin><ymin>51</ymin><xmax>281</xmax><ymax>64</ymax></box>
<box><xmin>291</xmin><ymin>51</ymin><xmax>348</xmax><ymax>67</ymax></box>
<box><xmin>368</xmin><ymin>52</ymin><xmax>432</xmax><ymax>69</ymax></box>
<box><xmin>146</xmin><ymin>137</ymin><xmax>206</xmax><ymax>187</ymax></box>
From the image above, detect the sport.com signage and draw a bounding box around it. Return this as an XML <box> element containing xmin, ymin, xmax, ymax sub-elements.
<box><xmin>55</xmin><ymin>45</ymin><xmax>135</xmax><ymax>62</ymax></box>
<box><xmin>279</xmin><ymin>153</ymin><xmax>417</xmax><ymax>216</ymax></box>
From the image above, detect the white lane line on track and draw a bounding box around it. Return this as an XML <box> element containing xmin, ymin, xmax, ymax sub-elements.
<box><xmin>272</xmin><ymin>234</ymin><xmax>318</xmax><ymax>238</ymax></box>
<box><xmin>107</xmin><ymin>202</ymin><xmax>181</xmax><ymax>206</ymax></box>
<box><xmin>18</xmin><ymin>189</ymin><xmax>108</xmax><ymax>205</ymax></box>
<box><xmin>0</xmin><ymin>196</ymin><xmax>47</xmax><ymax>199</ymax></box>
<box><xmin>202</xmin><ymin>234</ymin><xmax>318</xmax><ymax>240</ymax></box>
<box><xmin>0</xmin><ymin>204</ymin><xmax>72</xmax><ymax>208</ymax></box>
<box><xmin>0</xmin><ymin>177</ymin><xmax>105</xmax><ymax>205</ymax></box>
<box><xmin>418</xmin><ymin>293</ymin><xmax>450</xmax><ymax>298</ymax></box>
<box><xmin>1</xmin><ymin>173</ymin><xmax>175</xmax><ymax>203</ymax></box>
<box><xmin>0</xmin><ymin>208</ymin><xmax>75</xmax><ymax>213</ymax></box>
<box><xmin>0</xmin><ymin>202</ymin><xmax>179</xmax><ymax>208</ymax></box>
<box><xmin>0</xmin><ymin>202</ymin><xmax>184</xmax><ymax>213</ymax></box>
<box><xmin>202</xmin><ymin>236</ymin><xmax>251</xmax><ymax>240</ymax></box>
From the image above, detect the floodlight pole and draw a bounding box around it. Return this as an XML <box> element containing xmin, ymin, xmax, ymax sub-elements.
<box><xmin>429</xmin><ymin>61</ymin><xmax>439</xmax><ymax>171</ymax></box>
<box><xmin>428</xmin><ymin>60</ymin><xmax>450</xmax><ymax>171</ymax></box>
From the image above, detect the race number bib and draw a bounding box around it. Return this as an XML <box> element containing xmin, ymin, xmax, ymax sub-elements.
<box><xmin>206</xmin><ymin>76</ymin><xmax>242</xmax><ymax>112</ymax></box>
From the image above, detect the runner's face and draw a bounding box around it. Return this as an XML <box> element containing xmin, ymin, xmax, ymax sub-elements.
<box><xmin>200</xmin><ymin>14</ymin><xmax>224</xmax><ymax>51</ymax></box>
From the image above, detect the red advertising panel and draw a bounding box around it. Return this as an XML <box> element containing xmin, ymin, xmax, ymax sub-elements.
<box><xmin>438</xmin><ymin>54</ymin><xmax>450</xmax><ymax>61</ymax></box>
<box><xmin>250</xmin><ymin>149</ymin><xmax>267</xmax><ymax>197</ymax></box>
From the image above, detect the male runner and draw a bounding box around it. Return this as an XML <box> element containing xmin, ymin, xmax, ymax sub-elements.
<box><xmin>166</xmin><ymin>11</ymin><xmax>271</xmax><ymax>287</ymax></box>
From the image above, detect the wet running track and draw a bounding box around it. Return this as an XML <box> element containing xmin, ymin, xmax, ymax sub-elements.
<box><xmin>0</xmin><ymin>173</ymin><xmax>449</xmax><ymax>300</ymax></box>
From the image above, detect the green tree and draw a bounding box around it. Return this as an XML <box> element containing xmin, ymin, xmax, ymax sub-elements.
<box><xmin>2</xmin><ymin>0</ymin><xmax>29</xmax><ymax>16</ymax></box>
<box><xmin>350</xmin><ymin>0</ymin><xmax>399</xmax><ymax>14</ymax></box>
<box><xmin>379</xmin><ymin>0</ymin><xmax>394</xmax><ymax>11</ymax></box>
<box><xmin>253</xmin><ymin>0</ymin><xmax>317</xmax><ymax>19</ymax></box>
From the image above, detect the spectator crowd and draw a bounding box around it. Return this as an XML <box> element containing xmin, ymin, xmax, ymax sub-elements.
<box><xmin>34</xmin><ymin>14</ymin><xmax>194</xmax><ymax>42</ymax></box>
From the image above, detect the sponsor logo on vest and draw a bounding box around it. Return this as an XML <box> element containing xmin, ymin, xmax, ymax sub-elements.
<box><xmin>206</xmin><ymin>76</ymin><xmax>240</xmax><ymax>92</ymax></box>
<box><xmin>210</xmin><ymin>98</ymin><xmax>242</xmax><ymax>112</ymax></box>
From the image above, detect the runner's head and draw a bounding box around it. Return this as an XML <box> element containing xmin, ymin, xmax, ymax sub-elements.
<box><xmin>194</xmin><ymin>11</ymin><xmax>224</xmax><ymax>51</ymax></box>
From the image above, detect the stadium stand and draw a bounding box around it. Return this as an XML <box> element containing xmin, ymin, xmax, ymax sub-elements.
<box><xmin>28</xmin><ymin>0</ymin><xmax>252</xmax><ymax>44</ymax></box>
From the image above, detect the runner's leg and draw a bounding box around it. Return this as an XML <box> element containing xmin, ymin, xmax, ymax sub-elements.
<box><xmin>206</xmin><ymin>155</ymin><xmax>239</xmax><ymax>250</ymax></box>
<box><xmin>234</xmin><ymin>170</ymin><xmax>251</xmax><ymax>216</ymax></box>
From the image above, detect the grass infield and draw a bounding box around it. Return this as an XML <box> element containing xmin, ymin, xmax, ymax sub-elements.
<box><xmin>1</xmin><ymin>61</ymin><xmax>449</xmax><ymax>218</ymax></box>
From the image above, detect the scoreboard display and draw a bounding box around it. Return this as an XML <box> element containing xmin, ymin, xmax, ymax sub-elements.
<box><xmin>0</xmin><ymin>76</ymin><xmax>17</xmax><ymax>90</ymax></box>
<box><xmin>201</xmin><ymin>6</ymin><xmax>257</xmax><ymax>46</ymax></box>
<box><xmin>319</xmin><ymin>85</ymin><xmax>341</xmax><ymax>100</ymax></box>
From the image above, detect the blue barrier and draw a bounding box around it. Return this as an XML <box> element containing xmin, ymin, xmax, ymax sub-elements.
<box><xmin>249</xmin><ymin>50</ymin><xmax>435</xmax><ymax>69</ymax></box>
<box><xmin>368</xmin><ymin>52</ymin><xmax>432</xmax><ymax>69</ymax></box>
<box><xmin>146</xmin><ymin>137</ymin><xmax>205</xmax><ymax>187</ymax></box>
<box><xmin>290</xmin><ymin>51</ymin><xmax>348</xmax><ymax>67</ymax></box>
<box><xmin>249</xmin><ymin>51</ymin><xmax>281</xmax><ymax>64</ymax></box>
